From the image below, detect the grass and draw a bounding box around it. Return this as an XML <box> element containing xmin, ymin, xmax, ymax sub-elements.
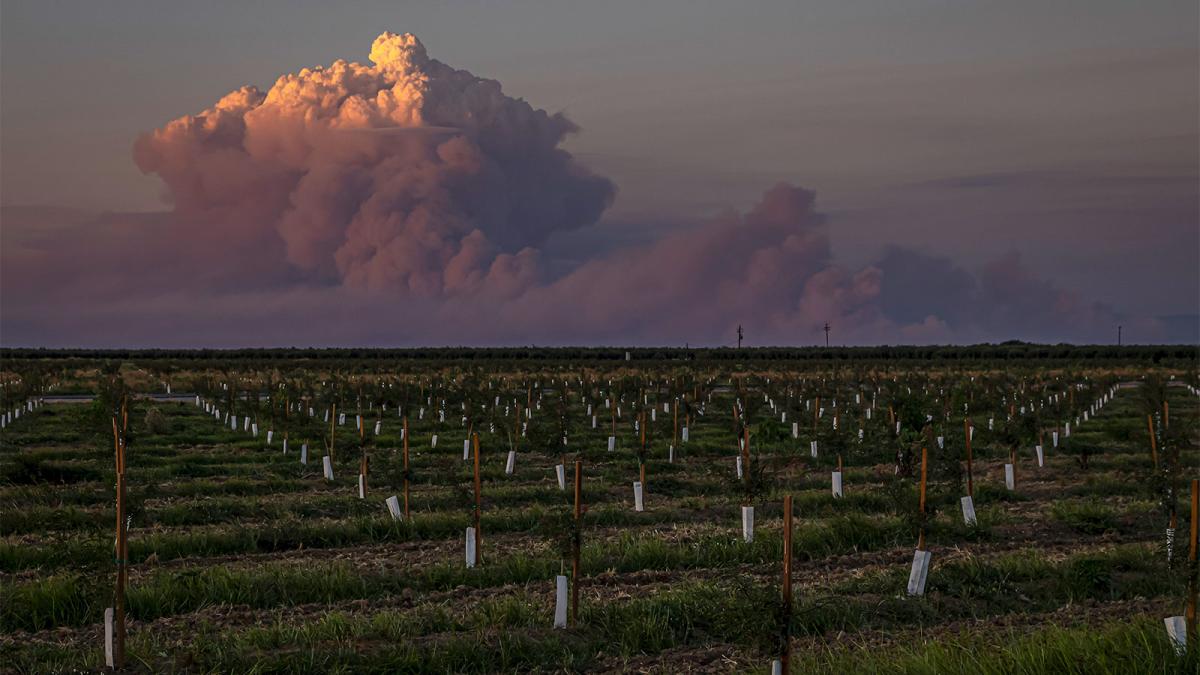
<box><xmin>1050</xmin><ymin>499</ymin><xmax>1120</xmax><ymax>535</ymax></box>
<box><xmin>790</xmin><ymin>616</ymin><xmax>1196</xmax><ymax>674</ymax></box>
<box><xmin>0</xmin><ymin>367</ymin><xmax>1196</xmax><ymax>673</ymax></box>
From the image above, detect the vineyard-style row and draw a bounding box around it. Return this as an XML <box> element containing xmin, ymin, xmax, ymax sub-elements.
<box><xmin>1</xmin><ymin>358</ymin><xmax>1197</xmax><ymax>673</ymax></box>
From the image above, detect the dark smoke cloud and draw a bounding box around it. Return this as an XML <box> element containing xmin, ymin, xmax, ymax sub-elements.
<box><xmin>872</xmin><ymin>244</ymin><xmax>1164</xmax><ymax>345</ymax></box>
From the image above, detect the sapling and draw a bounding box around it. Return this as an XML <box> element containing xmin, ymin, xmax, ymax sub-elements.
<box><xmin>833</xmin><ymin>454</ymin><xmax>844</xmax><ymax>498</ymax></box>
<box><xmin>1165</xmin><ymin>479</ymin><xmax>1199</xmax><ymax>654</ymax></box>
<box><xmin>384</xmin><ymin>415</ymin><xmax>413</xmax><ymax>519</ymax></box>
<box><xmin>471</xmin><ymin>432</ymin><xmax>483</xmax><ymax>566</ymax></box>
<box><xmin>281</xmin><ymin>383</ymin><xmax>292</xmax><ymax>452</ymax></box>
<box><xmin>1188</xmin><ymin>482</ymin><xmax>1199</xmax><ymax>627</ymax></box>
<box><xmin>906</xmin><ymin>447</ymin><xmax>932</xmax><ymax>596</ymax></box>
<box><xmin>816</xmin><ymin>406</ymin><xmax>848</xmax><ymax>476</ymax></box>
<box><xmin>554</xmin><ymin>389</ymin><xmax>571</xmax><ymax>470</ymax></box>
<box><xmin>727</xmin><ymin>429</ymin><xmax>777</xmax><ymax>543</ymax></box>
<box><xmin>327</xmin><ymin>402</ymin><xmax>338</xmax><ymax>464</ymax></box>
<box><xmin>636</xmin><ymin>409</ymin><xmax>650</xmax><ymax>491</ymax></box>
<box><xmin>571</xmin><ymin>460</ymin><xmax>583</xmax><ymax>625</ymax></box>
<box><xmin>357</xmin><ymin>413</ymin><xmax>370</xmax><ymax>499</ymax></box>
<box><xmin>889</xmin><ymin>389</ymin><xmax>933</xmax><ymax>477</ymax></box>
<box><xmin>1142</xmin><ymin>377</ymin><xmax>1176</xmax><ymax>553</ymax></box>
<box><xmin>1150</xmin><ymin>400</ymin><xmax>1193</xmax><ymax>567</ymax></box>
<box><xmin>996</xmin><ymin>412</ymin><xmax>1036</xmax><ymax>490</ymax></box>
<box><xmin>1149</xmin><ymin>412</ymin><xmax>1161</xmax><ymax>470</ymax></box>
<box><xmin>373</xmin><ymin>388</ymin><xmax>384</xmax><ymax>436</ymax></box>
<box><xmin>143</xmin><ymin>406</ymin><xmax>168</xmax><ymax>435</ymax></box>
<box><xmin>960</xmin><ymin>418</ymin><xmax>977</xmax><ymax>525</ymax></box>
<box><xmin>525</xmin><ymin>400</ymin><xmax>564</xmax><ymax>488</ymax></box>
<box><xmin>542</xmin><ymin>460</ymin><xmax>586</xmax><ymax>627</ymax></box>
<box><xmin>672</xmin><ymin>395</ymin><xmax>680</xmax><ymax>451</ymax></box>
<box><xmin>102</xmin><ymin>381</ymin><xmax>133</xmax><ymax>670</ymax></box>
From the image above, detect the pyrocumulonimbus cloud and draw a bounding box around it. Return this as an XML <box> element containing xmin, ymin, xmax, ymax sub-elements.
<box><xmin>1</xmin><ymin>32</ymin><xmax>1158</xmax><ymax>347</ymax></box>
<box><xmin>134</xmin><ymin>32</ymin><xmax>615</xmax><ymax>296</ymax></box>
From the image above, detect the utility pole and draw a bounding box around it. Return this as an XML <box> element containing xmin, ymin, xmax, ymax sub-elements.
<box><xmin>824</xmin><ymin>322</ymin><xmax>831</xmax><ymax>348</ymax></box>
<box><xmin>1117</xmin><ymin>325</ymin><xmax>1122</xmax><ymax>346</ymax></box>
<box><xmin>737</xmin><ymin>325</ymin><xmax>743</xmax><ymax>349</ymax></box>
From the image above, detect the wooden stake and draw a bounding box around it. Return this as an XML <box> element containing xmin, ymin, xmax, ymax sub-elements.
<box><xmin>283</xmin><ymin>395</ymin><xmax>290</xmax><ymax>449</ymax></box>
<box><xmin>572</xmin><ymin>460</ymin><xmax>582</xmax><ymax>626</ymax></box>
<box><xmin>637</xmin><ymin>410</ymin><xmax>648</xmax><ymax>488</ymax></box>
<box><xmin>115</xmin><ymin>464</ymin><xmax>126</xmax><ymax>669</ymax></box>
<box><xmin>917</xmin><ymin>447</ymin><xmax>928</xmax><ymax>551</ymax></box>
<box><xmin>1148</xmin><ymin>414</ymin><xmax>1159</xmax><ymax>469</ymax></box>
<box><xmin>402</xmin><ymin>416</ymin><xmax>410</xmax><ymax>519</ymax></box>
<box><xmin>1187</xmin><ymin>478</ymin><xmax>1198</xmax><ymax>644</ymax></box>
<box><xmin>673</xmin><ymin>399</ymin><xmax>679</xmax><ymax>446</ymax></box>
<box><xmin>111</xmin><ymin>418</ymin><xmax>121</xmax><ymax>465</ymax></box>
<box><xmin>359</xmin><ymin>419</ymin><xmax>368</xmax><ymax>497</ymax></box>
<box><xmin>329</xmin><ymin>403</ymin><xmax>337</xmax><ymax>463</ymax></box>
<box><xmin>472</xmin><ymin>432</ymin><xmax>482</xmax><ymax>566</ymax></box>
<box><xmin>112</xmin><ymin>403</ymin><xmax>128</xmax><ymax>669</ymax></box>
<box><xmin>964</xmin><ymin>418</ymin><xmax>974</xmax><ymax>498</ymax></box>
<box><xmin>781</xmin><ymin>494</ymin><xmax>793</xmax><ymax>674</ymax></box>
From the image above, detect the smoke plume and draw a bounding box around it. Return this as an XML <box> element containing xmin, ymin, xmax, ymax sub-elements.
<box><xmin>133</xmin><ymin>32</ymin><xmax>614</xmax><ymax>295</ymax></box>
<box><xmin>1</xmin><ymin>31</ymin><xmax>1173</xmax><ymax>347</ymax></box>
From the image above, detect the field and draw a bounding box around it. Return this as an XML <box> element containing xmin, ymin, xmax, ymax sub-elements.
<box><xmin>1</xmin><ymin>348</ymin><xmax>1198</xmax><ymax>673</ymax></box>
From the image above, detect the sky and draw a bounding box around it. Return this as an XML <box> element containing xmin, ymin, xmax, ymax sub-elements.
<box><xmin>1</xmin><ymin>1</ymin><xmax>1197</xmax><ymax>347</ymax></box>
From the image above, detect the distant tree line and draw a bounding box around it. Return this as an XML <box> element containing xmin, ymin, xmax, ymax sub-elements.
<box><xmin>1</xmin><ymin>342</ymin><xmax>1196</xmax><ymax>366</ymax></box>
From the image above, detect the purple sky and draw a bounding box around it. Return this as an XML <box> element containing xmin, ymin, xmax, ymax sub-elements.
<box><xmin>1</xmin><ymin>2</ymin><xmax>1197</xmax><ymax>347</ymax></box>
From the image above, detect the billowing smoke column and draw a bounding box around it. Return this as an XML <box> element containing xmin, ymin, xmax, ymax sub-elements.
<box><xmin>134</xmin><ymin>32</ymin><xmax>614</xmax><ymax>295</ymax></box>
<box><xmin>496</xmin><ymin>183</ymin><xmax>888</xmax><ymax>345</ymax></box>
<box><xmin>0</xmin><ymin>31</ymin><xmax>1142</xmax><ymax>347</ymax></box>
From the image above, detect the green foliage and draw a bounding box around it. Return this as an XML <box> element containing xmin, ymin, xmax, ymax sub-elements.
<box><xmin>143</xmin><ymin>406</ymin><xmax>169</xmax><ymax>435</ymax></box>
<box><xmin>0</xmin><ymin>454</ymin><xmax>100</xmax><ymax>485</ymax></box>
<box><xmin>1051</xmin><ymin>499</ymin><xmax>1118</xmax><ymax>535</ymax></box>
